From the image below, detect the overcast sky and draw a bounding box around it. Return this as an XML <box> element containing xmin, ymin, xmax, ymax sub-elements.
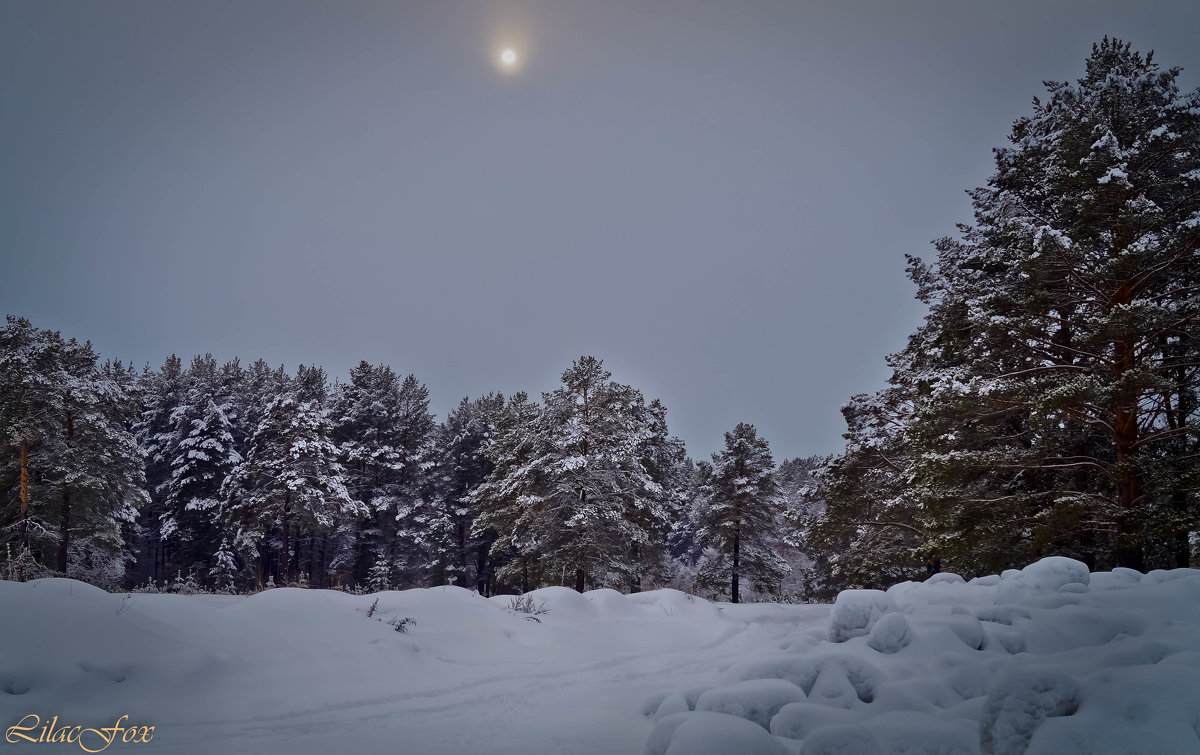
<box><xmin>2</xmin><ymin>1</ymin><xmax>1199</xmax><ymax>461</ymax></box>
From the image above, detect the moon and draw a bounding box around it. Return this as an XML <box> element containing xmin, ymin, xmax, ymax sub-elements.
<box><xmin>501</xmin><ymin>49</ymin><xmax>517</xmax><ymax>67</ymax></box>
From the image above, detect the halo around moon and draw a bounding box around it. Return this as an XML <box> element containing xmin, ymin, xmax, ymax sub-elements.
<box><xmin>491</xmin><ymin>35</ymin><xmax>527</xmax><ymax>74</ymax></box>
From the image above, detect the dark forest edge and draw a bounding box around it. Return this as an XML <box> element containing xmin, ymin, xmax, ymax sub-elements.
<box><xmin>0</xmin><ymin>331</ymin><xmax>815</xmax><ymax>601</ymax></box>
<box><xmin>2</xmin><ymin>38</ymin><xmax>1198</xmax><ymax>599</ymax></box>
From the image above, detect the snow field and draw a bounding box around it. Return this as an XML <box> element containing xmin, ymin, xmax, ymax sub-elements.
<box><xmin>3</xmin><ymin>557</ymin><xmax>1200</xmax><ymax>754</ymax></box>
<box><xmin>0</xmin><ymin>578</ymin><xmax>818</xmax><ymax>753</ymax></box>
<box><xmin>643</xmin><ymin>557</ymin><xmax>1200</xmax><ymax>754</ymax></box>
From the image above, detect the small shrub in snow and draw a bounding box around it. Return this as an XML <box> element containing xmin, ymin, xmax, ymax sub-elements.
<box><xmin>131</xmin><ymin>577</ymin><xmax>160</xmax><ymax>594</ymax></box>
<box><xmin>168</xmin><ymin>570</ymin><xmax>202</xmax><ymax>595</ymax></box>
<box><xmin>183</xmin><ymin>570</ymin><xmax>201</xmax><ymax>595</ymax></box>
<box><xmin>509</xmin><ymin>594</ymin><xmax>549</xmax><ymax>617</ymax></box>
<box><xmin>366</xmin><ymin>598</ymin><xmax>379</xmax><ymax>618</ymax></box>
<box><xmin>388</xmin><ymin>616</ymin><xmax>415</xmax><ymax>633</ymax></box>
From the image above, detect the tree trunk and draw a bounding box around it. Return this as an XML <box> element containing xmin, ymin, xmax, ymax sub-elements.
<box><xmin>19</xmin><ymin>440</ymin><xmax>29</xmax><ymax>552</ymax></box>
<box><xmin>1111</xmin><ymin>281</ymin><xmax>1144</xmax><ymax>571</ymax></box>
<box><xmin>575</xmin><ymin>568</ymin><xmax>585</xmax><ymax>593</ymax></box>
<box><xmin>58</xmin><ymin>490</ymin><xmax>70</xmax><ymax>575</ymax></box>
<box><xmin>320</xmin><ymin>532</ymin><xmax>329</xmax><ymax>588</ymax></box>
<box><xmin>281</xmin><ymin>494</ymin><xmax>291</xmax><ymax>584</ymax></box>
<box><xmin>629</xmin><ymin>542</ymin><xmax>642</xmax><ymax>593</ymax></box>
<box><xmin>57</xmin><ymin>411</ymin><xmax>77</xmax><ymax>576</ymax></box>
<box><xmin>731</xmin><ymin>521</ymin><xmax>741</xmax><ymax>604</ymax></box>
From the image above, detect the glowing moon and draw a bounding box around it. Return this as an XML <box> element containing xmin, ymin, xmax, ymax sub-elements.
<box><xmin>501</xmin><ymin>49</ymin><xmax>517</xmax><ymax>67</ymax></box>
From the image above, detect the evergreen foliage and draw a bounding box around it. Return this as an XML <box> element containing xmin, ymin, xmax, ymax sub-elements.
<box><xmin>694</xmin><ymin>423</ymin><xmax>788</xmax><ymax>602</ymax></box>
<box><xmin>814</xmin><ymin>38</ymin><xmax>1200</xmax><ymax>583</ymax></box>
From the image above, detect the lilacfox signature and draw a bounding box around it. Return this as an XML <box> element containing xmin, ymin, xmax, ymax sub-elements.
<box><xmin>5</xmin><ymin>715</ymin><xmax>154</xmax><ymax>752</ymax></box>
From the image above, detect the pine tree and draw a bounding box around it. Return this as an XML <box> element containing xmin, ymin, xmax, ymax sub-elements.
<box><xmin>221</xmin><ymin>371</ymin><xmax>363</xmax><ymax>584</ymax></box>
<box><xmin>133</xmin><ymin>355</ymin><xmax>187</xmax><ymax>583</ymax></box>
<box><xmin>367</xmin><ymin>553</ymin><xmax>394</xmax><ymax>592</ymax></box>
<box><xmin>330</xmin><ymin>363</ymin><xmax>434</xmax><ymax>587</ymax></box>
<box><xmin>807</xmin><ymin>384</ymin><xmax>928</xmax><ymax>590</ymax></box>
<box><xmin>471</xmin><ymin>357</ymin><xmax>670</xmax><ymax>593</ymax></box>
<box><xmin>909</xmin><ymin>38</ymin><xmax>1200</xmax><ymax>571</ymax></box>
<box><xmin>468</xmin><ymin>392</ymin><xmax>548</xmax><ymax>593</ymax></box>
<box><xmin>157</xmin><ymin>355</ymin><xmax>243</xmax><ymax>576</ymax></box>
<box><xmin>423</xmin><ymin>393</ymin><xmax>504</xmax><ymax>589</ymax></box>
<box><xmin>695</xmin><ymin>423</ymin><xmax>787</xmax><ymax>603</ymax></box>
<box><xmin>1</xmin><ymin>317</ymin><xmax>148</xmax><ymax>586</ymax></box>
<box><xmin>816</xmin><ymin>39</ymin><xmax>1200</xmax><ymax>580</ymax></box>
<box><xmin>209</xmin><ymin>537</ymin><xmax>239</xmax><ymax>593</ymax></box>
<box><xmin>0</xmin><ymin>316</ymin><xmax>69</xmax><ymax>565</ymax></box>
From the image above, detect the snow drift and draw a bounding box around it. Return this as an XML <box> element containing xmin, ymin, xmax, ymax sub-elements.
<box><xmin>645</xmin><ymin>557</ymin><xmax>1200</xmax><ymax>754</ymax></box>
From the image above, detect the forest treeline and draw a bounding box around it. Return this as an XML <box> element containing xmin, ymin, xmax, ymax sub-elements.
<box><xmin>2</xmin><ymin>39</ymin><xmax>1198</xmax><ymax>598</ymax></box>
<box><xmin>0</xmin><ymin>330</ymin><xmax>815</xmax><ymax>599</ymax></box>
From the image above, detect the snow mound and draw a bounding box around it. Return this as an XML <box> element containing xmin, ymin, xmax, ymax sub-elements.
<box><xmin>645</xmin><ymin>712</ymin><xmax>790</xmax><ymax>755</ymax></box>
<box><xmin>979</xmin><ymin>669</ymin><xmax>1080</xmax><ymax>755</ymax></box>
<box><xmin>694</xmin><ymin>678</ymin><xmax>806</xmax><ymax>729</ymax></box>
<box><xmin>995</xmin><ymin>557</ymin><xmax>1089</xmax><ymax>604</ymax></box>
<box><xmin>829</xmin><ymin>589</ymin><xmax>898</xmax><ymax>642</ymax></box>
<box><xmin>642</xmin><ymin>558</ymin><xmax>1200</xmax><ymax>755</ymax></box>
<box><xmin>866</xmin><ymin>612</ymin><xmax>913</xmax><ymax>654</ymax></box>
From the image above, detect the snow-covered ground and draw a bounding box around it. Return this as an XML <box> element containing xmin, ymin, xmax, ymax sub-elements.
<box><xmin>3</xmin><ymin>558</ymin><xmax>1200</xmax><ymax>754</ymax></box>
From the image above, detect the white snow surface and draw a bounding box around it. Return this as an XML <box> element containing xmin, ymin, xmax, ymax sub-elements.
<box><xmin>2</xmin><ymin>558</ymin><xmax>1200</xmax><ymax>754</ymax></box>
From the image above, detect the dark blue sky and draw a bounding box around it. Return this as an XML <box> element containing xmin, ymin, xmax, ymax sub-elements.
<box><xmin>3</xmin><ymin>1</ymin><xmax>1198</xmax><ymax>460</ymax></box>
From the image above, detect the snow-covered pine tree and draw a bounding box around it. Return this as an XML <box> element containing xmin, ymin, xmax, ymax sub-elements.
<box><xmin>0</xmin><ymin>316</ymin><xmax>69</xmax><ymax>566</ymax></box>
<box><xmin>467</xmin><ymin>392</ymin><xmax>549</xmax><ymax>593</ymax></box>
<box><xmin>158</xmin><ymin>355</ymin><xmax>243</xmax><ymax>578</ymax></box>
<box><xmin>807</xmin><ymin>383</ymin><xmax>929</xmax><ymax>590</ymax></box>
<box><xmin>477</xmin><ymin>357</ymin><xmax>668</xmax><ymax>593</ymax></box>
<box><xmin>776</xmin><ymin>455</ymin><xmax>832</xmax><ymax>600</ymax></box>
<box><xmin>633</xmin><ymin>399</ymin><xmax>691</xmax><ymax>589</ymax></box>
<box><xmin>1</xmin><ymin>317</ymin><xmax>148</xmax><ymax>586</ymax></box>
<box><xmin>391</xmin><ymin>373</ymin><xmax>436</xmax><ymax>582</ymax></box>
<box><xmin>221</xmin><ymin>367</ymin><xmax>363</xmax><ymax>584</ymax></box>
<box><xmin>209</xmin><ymin>537</ymin><xmax>239</xmax><ymax>593</ymax></box>
<box><xmin>330</xmin><ymin>363</ymin><xmax>434</xmax><ymax>587</ymax></box>
<box><xmin>695</xmin><ymin>423</ymin><xmax>788</xmax><ymax>603</ymax></box>
<box><xmin>813</xmin><ymin>39</ymin><xmax>1200</xmax><ymax>584</ymax></box>
<box><xmin>367</xmin><ymin>553</ymin><xmax>394</xmax><ymax>592</ymax></box>
<box><xmin>234</xmin><ymin>359</ymin><xmax>287</xmax><ymax>456</ymax></box>
<box><xmin>422</xmin><ymin>393</ymin><xmax>504</xmax><ymax>589</ymax></box>
<box><xmin>133</xmin><ymin>354</ymin><xmax>187</xmax><ymax>583</ymax></box>
<box><xmin>905</xmin><ymin>38</ymin><xmax>1200</xmax><ymax>571</ymax></box>
<box><xmin>63</xmin><ymin>349</ymin><xmax>149</xmax><ymax>587</ymax></box>
<box><xmin>545</xmin><ymin>357</ymin><xmax>668</xmax><ymax>592</ymax></box>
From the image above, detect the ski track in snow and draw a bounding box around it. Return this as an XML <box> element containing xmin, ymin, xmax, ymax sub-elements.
<box><xmin>163</xmin><ymin>610</ymin><xmax>822</xmax><ymax>754</ymax></box>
